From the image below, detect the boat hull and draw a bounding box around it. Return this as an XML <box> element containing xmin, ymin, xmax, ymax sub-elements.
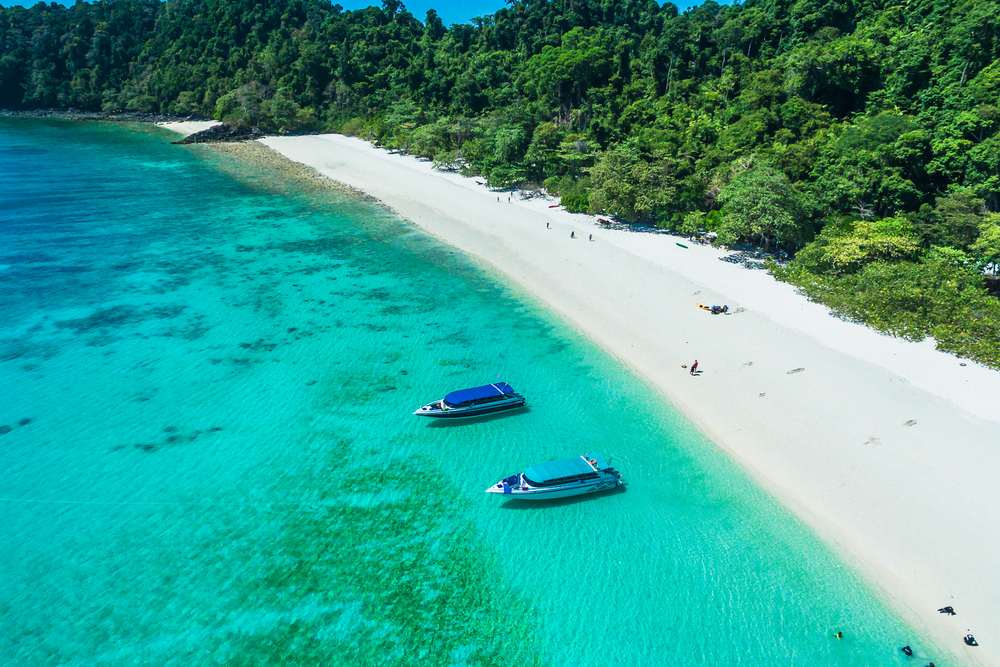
<box><xmin>413</xmin><ymin>397</ymin><xmax>526</xmax><ymax>419</ymax></box>
<box><xmin>488</xmin><ymin>454</ymin><xmax>624</xmax><ymax>500</ymax></box>
<box><xmin>487</xmin><ymin>478</ymin><xmax>621</xmax><ymax>499</ymax></box>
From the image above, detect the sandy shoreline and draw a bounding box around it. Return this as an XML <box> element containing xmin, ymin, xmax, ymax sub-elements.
<box><xmin>166</xmin><ymin>123</ymin><xmax>998</xmax><ymax>665</ymax></box>
<box><xmin>156</xmin><ymin>120</ymin><xmax>221</xmax><ymax>135</ymax></box>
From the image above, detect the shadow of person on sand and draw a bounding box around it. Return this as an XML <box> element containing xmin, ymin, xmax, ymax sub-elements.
<box><xmin>497</xmin><ymin>484</ymin><xmax>627</xmax><ymax>509</ymax></box>
<box><xmin>424</xmin><ymin>407</ymin><xmax>530</xmax><ymax>427</ymax></box>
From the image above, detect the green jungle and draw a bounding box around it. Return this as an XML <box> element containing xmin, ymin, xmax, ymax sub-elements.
<box><xmin>3</xmin><ymin>0</ymin><xmax>999</xmax><ymax>365</ymax></box>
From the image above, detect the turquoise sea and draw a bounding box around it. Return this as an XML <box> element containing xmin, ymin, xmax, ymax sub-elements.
<box><xmin>0</xmin><ymin>118</ymin><xmax>949</xmax><ymax>666</ymax></box>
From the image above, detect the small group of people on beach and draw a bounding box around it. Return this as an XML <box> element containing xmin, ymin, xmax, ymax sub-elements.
<box><xmin>933</xmin><ymin>606</ymin><xmax>977</xmax><ymax>647</ymax></box>
<box><xmin>562</xmin><ymin>229</ymin><xmax>593</xmax><ymax>241</ymax></box>
<box><xmin>881</xmin><ymin>603</ymin><xmax>976</xmax><ymax>666</ymax></box>
<box><xmin>828</xmin><ymin>602</ymin><xmax>977</xmax><ymax>665</ymax></box>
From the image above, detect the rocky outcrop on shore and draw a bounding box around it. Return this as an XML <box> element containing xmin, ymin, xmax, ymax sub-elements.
<box><xmin>174</xmin><ymin>122</ymin><xmax>262</xmax><ymax>144</ymax></box>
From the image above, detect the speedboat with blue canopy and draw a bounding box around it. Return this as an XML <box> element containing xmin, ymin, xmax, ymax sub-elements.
<box><xmin>486</xmin><ymin>454</ymin><xmax>624</xmax><ymax>499</ymax></box>
<box><xmin>414</xmin><ymin>382</ymin><xmax>526</xmax><ymax>419</ymax></box>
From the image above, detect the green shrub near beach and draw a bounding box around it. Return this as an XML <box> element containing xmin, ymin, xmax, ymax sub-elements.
<box><xmin>776</xmin><ymin>231</ymin><xmax>1000</xmax><ymax>367</ymax></box>
<box><xmin>544</xmin><ymin>175</ymin><xmax>591</xmax><ymax>213</ymax></box>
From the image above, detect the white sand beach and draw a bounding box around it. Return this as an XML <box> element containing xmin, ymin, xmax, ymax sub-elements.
<box><xmin>169</xmin><ymin>125</ymin><xmax>999</xmax><ymax>665</ymax></box>
<box><xmin>156</xmin><ymin>120</ymin><xmax>221</xmax><ymax>135</ymax></box>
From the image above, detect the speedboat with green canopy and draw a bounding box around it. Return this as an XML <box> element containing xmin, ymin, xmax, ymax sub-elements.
<box><xmin>486</xmin><ymin>454</ymin><xmax>624</xmax><ymax>499</ymax></box>
<box><xmin>414</xmin><ymin>382</ymin><xmax>526</xmax><ymax>419</ymax></box>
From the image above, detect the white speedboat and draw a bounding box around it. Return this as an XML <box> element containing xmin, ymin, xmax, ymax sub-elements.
<box><xmin>414</xmin><ymin>382</ymin><xmax>526</xmax><ymax>419</ymax></box>
<box><xmin>486</xmin><ymin>454</ymin><xmax>624</xmax><ymax>499</ymax></box>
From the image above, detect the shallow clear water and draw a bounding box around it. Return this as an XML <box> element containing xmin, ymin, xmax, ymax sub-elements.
<box><xmin>0</xmin><ymin>118</ymin><xmax>948</xmax><ymax>666</ymax></box>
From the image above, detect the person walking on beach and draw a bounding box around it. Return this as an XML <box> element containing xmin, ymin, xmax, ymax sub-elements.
<box><xmin>546</xmin><ymin>222</ymin><xmax>550</xmax><ymax>229</ymax></box>
<box><xmin>690</xmin><ymin>360</ymin><xmax>698</xmax><ymax>375</ymax></box>
<box><xmin>589</xmin><ymin>234</ymin><xmax>593</xmax><ymax>241</ymax></box>
<box><xmin>571</xmin><ymin>231</ymin><xmax>575</xmax><ymax>238</ymax></box>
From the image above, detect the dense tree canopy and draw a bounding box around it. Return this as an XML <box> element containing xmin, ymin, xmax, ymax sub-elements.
<box><xmin>3</xmin><ymin>0</ymin><xmax>998</xmax><ymax>219</ymax></box>
<box><xmin>3</xmin><ymin>0</ymin><xmax>1000</xmax><ymax>364</ymax></box>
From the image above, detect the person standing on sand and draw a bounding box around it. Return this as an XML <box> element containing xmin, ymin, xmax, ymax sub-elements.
<box><xmin>690</xmin><ymin>360</ymin><xmax>698</xmax><ymax>375</ymax></box>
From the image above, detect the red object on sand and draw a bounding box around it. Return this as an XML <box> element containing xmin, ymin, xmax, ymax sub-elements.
<box><xmin>548</xmin><ymin>204</ymin><xmax>559</xmax><ymax>208</ymax></box>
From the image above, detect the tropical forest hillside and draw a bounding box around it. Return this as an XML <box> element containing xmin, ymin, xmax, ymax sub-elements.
<box><xmin>3</xmin><ymin>0</ymin><xmax>1000</xmax><ymax>364</ymax></box>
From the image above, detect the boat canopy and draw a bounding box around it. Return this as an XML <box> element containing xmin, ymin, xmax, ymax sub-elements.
<box><xmin>524</xmin><ymin>455</ymin><xmax>608</xmax><ymax>484</ymax></box>
<box><xmin>444</xmin><ymin>382</ymin><xmax>515</xmax><ymax>405</ymax></box>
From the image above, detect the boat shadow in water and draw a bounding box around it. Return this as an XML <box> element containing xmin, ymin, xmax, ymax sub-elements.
<box><xmin>498</xmin><ymin>484</ymin><xmax>627</xmax><ymax>509</ymax></box>
<box><xmin>424</xmin><ymin>407</ymin><xmax>530</xmax><ymax>427</ymax></box>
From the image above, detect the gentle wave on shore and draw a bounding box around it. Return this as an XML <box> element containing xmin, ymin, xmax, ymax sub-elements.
<box><xmin>0</xmin><ymin>118</ymin><xmax>947</xmax><ymax>666</ymax></box>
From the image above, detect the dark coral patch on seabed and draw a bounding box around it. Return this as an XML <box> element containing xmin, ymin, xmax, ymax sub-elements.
<box><xmin>225</xmin><ymin>442</ymin><xmax>551</xmax><ymax>666</ymax></box>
